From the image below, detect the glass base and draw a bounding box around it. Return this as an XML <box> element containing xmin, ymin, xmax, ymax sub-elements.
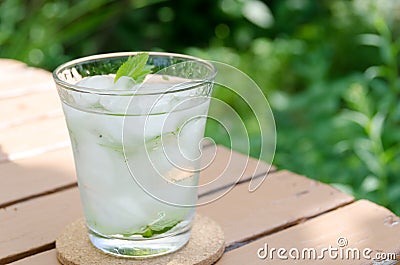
<box><xmin>88</xmin><ymin>227</ymin><xmax>191</xmax><ymax>258</ymax></box>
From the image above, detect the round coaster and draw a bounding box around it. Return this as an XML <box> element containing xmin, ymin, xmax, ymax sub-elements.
<box><xmin>56</xmin><ymin>214</ymin><xmax>225</xmax><ymax>265</ymax></box>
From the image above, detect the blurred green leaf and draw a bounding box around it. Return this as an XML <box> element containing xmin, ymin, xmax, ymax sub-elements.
<box><xmin>368</xmin><ymin>112</ymin><xmax>385</xmax><ymax>142</ymax></box>
<box><xmin>364</xmin><ymin>65</ymin><xmax>389</xmax><ymax>80</ymax></box>
<box><xmin>55</xmin><ymin>5</ymin><xmax>119</xmax><ymax>44</ymax></box>
<box><xmin>361</xmin><ymin>175</ymin><xmax>379</xmax><ymax>192</ymax></box>
<box><xmin>354</xmin><ymin>138</ymin><xmax>382</xmax><ymax>177</ymax></box>
<box><xmin>331</xmin><ymin>183</ymin><xmax>354</xmax><ymax>196</ymax></box>
<box><xmin>241</xmin><ymin>0</ymin><xmax>274</xmax><ymax>29</ymax></box>
<box><xmin>340</xmin><ymin>110</ymin><xmax>369</xmax><ymax>128</ymax></box>
<box><xmin>358</xmin><ymin>33</ymin><xmax>383</xmax><ymax>47</ymax></box>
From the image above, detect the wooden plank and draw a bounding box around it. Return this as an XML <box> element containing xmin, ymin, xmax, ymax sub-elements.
<box><xmin>0</xmin><ymin>79</ymin><xmax>53</xmax><ymax>99</ymax></box>
<box><xmin>0</xmin><ymin>61</ymin><xmax>53</xmax><ymax>98</ymax></box>
<box><xmin>0</xmin><ymin>68</ymin><xmax>51</xmax><ymax>90</ymax></box>
<box><xmin>0</xmin><ymin>147</ymin><xmax>76</xmax><ymax>208</ymax></box>
<box><xmin>217</xmin><ymin>200</ymin><xmax>400</xmax><ymax>264</ymax></box>
<box><xmin>0</xmin><ymin>90</ymin><xmax>61</xmax><ymax>129</ymax></box>
<box><xmin>0</xmin><ymin>188</ymin><xmax>82</xmax><ymax>265</ymax></box>
<box><xmin>0</xmin><ymin>116</ymin><xmax>69</xmax><ymax>162</ymax></box>
<box><xmin>198</xmin><ymin>145</ymin><xmax>274</xmax><ymax>199</ymax></box>
<box><xmin>0</xmin><ymin>110</ymin><xmax>62</xmax><ymax>131</ymax></box>
<box><xmin>197</xmin><ymin>170</ymin><xmax>354</xmax><ymax>247</ymax></box>
<box><xmin>0</xmin><ymin>59</ymin><xmax>26</xmax><ymax>71</ymax></box>
<box><xmin>8</xmin><ymin>250</ymin><xmax>58</xmax><ymax>265</ymax></box>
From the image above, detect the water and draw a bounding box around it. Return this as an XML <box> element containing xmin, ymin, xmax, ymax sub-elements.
<box><xmin>61</xmin><ymin>74</ymin><xmax>210</xmax><ymax>256</ymax></box>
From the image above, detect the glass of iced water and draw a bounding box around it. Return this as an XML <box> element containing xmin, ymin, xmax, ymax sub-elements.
<box><xmin>53</xmin><ymin>52</ymin><xmax>215</xmax><ymax>258</ymax></box>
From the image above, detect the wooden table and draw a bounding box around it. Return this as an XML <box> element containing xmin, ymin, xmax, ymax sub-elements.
<box><xmin>1</xmin><ymin>59</ymin><xmax>399</xmax><ymax>265</ymax></box>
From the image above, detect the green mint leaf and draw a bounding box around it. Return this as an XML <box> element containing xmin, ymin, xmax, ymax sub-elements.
<box><xmin>98</xmin><ymin>142</ymin><xmax>135</xmax><ymax>155</ymax></box>
<box><xmin>114</xmin><ymin>53</ymin><xmax>152</xmax><ymax>83</ymax></box>
<box><xmin>149</xmin><ymin>219</ymin><xmax>180</xmax><ymax>233</ymax></box>
<box><xmin>99</xmin><ymin>143</ymin><xmax>124</xmax><ymax>153</ymax></box>
<box><xmin>135</xmin><ymin>219</ymin><xmax>181</xmax><ymax>238</ymax></box>
<box><xmin>123</xmin><ymin>218</ymin><xmax>181</xmax><ymax>238</ymax></box>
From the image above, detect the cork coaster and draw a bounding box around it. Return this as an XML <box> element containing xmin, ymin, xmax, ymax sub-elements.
<box><xmin>56</xmin><ymin>214</ymin><xmax>225</xmax><ymax>265</ymax></box>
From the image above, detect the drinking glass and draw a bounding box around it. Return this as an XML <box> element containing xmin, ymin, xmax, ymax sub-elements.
<box><xmin>53</xmin><ymin>52</ymin><xmax>215</xmax><ymax>258</ymax></box>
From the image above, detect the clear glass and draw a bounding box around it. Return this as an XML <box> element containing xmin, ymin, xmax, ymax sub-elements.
<box><xmin>53</xmin><ymin>52</ymin><xmax>215</xmax><ymax>258</ymax></box>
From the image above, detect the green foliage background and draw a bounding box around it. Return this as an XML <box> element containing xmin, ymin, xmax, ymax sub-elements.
<box><xmin>1</xmin><ymin>0</ymin><xmax>399</xmax><ymax>213</ymax></box>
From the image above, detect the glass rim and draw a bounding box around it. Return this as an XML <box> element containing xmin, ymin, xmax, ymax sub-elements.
<box><xmin>52</xmin><ymin>51</ymin><xmax>217</xmax><ymax>96</ymax></box>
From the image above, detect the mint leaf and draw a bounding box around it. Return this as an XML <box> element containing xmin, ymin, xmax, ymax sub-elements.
<box><xmin>114</xmin><ymin>53</ymin><xmax>152</xmax><ymax>83</ymax></box>
<box><xmin>99</xmin><ymin>143</ymin><xmax>124</xmax><ymax>153</ymax></box>
<box><xmin>135</xmin><ymin>219</ymin><xmax>181</xmax><ymax>238</ymax></box>
<box><xmin>122</xmin><ymin>217</ymin><xmax>181</xmax><ymax>238</ymax></box>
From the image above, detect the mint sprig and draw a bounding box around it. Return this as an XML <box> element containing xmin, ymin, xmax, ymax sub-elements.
<box><xmin>114</xmin><ymin>53</ymin><xmax>152</xmax><ymax>83</ymax></box>
<box><xmin>121</xmin><ymin>216</ymin><xmax>181</xmax><ymax>238</ymax></box>
<box><xmin>134</xmin><ymin>219</ymin><xmax>181</xmax><ymax>238</ymax></box>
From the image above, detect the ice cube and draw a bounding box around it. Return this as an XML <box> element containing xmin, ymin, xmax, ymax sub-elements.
<box><xmin>113</xmin><ymin>76</ymin><xmax>136</xmax><ymax>90</ymax></box>
<box><xmin>98</xmin><ymin>96</ymin><xmax>127</xmax><ymax>113</ymax></box>
<box><xmin>72</xmin><ymin>76</ymin><xmax>113</xmax><ymax>109</ymax></box>
<box><xmin>76</xmin><ymin>75</ymin><xmax>114</xmax><ymax>89</ymax></box>
<box><xmin>84</xmin><ymin>192</ymin><xmax>149</xmax><ymax>234</ymax></box>
<box><xmin>95</xmin><ymin>76</ymin><xmax>136</xmax><ymax>111</ymax></box>
<box><xmin>70</xmin><ymin>93</ymin><xmax>98</xmax><ymax>108</ymax></box>
<box><xmin>178</xmin><ymin>116</ymin><xmax>206</xmax><ymax>160</ymax></box>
